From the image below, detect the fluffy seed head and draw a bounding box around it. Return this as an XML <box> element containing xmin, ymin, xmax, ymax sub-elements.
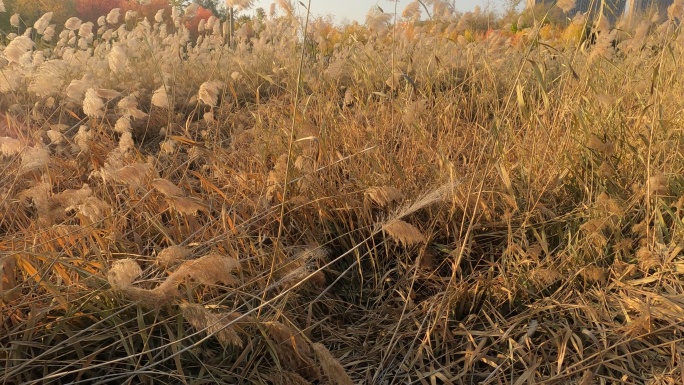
<box><xmin>556</xmin><ymin>0</ymin><xmax>576</xmax><ymax>13</ymax></box>
<box><xmin>151</xmin><ymin>86</ymin><xmax>170</xmax><ymax>108</ymax></box>
<box><xmin>4</xmin><ymin>36</ymin><xmax>34</xmax><ymax>64</ymax></box>
<box><xmin>34</xmin><ymin>12</ymin><xmax>53</xmax><ymax>34</ymax></box>
<box><xmin>10</xmin><ymin>13</ymin><xmax>19</xmax><ymax>27</ymax></box>
<box><xmin>20</xmin><ymin>146</ymin><xmax>49</xmax><ymax>172</ymax></box>
<box><xmin>366</xmin><ymin>6</ymin><xmax>392</xmax><ymax>32</ymax></box>
<box><xmin>107</xmin><ymin>8</ymin><xmax>121</xmax><ymax>24</ymax></box>
<box><xmin>107</xmin><ymin>259</ymin><xmax>142</xmax><ymax>290</ymax></box>
<box><xmin>108</xmin><ymin>45</ymin><xmax>127</xmax><ymax>73</ymax></box>
<box><xmin>198</xmin><ymin>80</ymin><xmax>223</xmax><ymax>107</ymax></box>
<box><xmin>151</xmin><ymin>178</ymin><xmax>186</xmax><ymax>197</ymax></box>
<box><xmin>180</xmin><ymin>303</ymin><xmax>243</xmax><ymax>347</ymax></box>
<box><xmin>65</xmin><ymin>17</ymin><xmax>82</xmax><ymax>30</ymax></box>
<box><xmin>157</xmin><ymin>245</ymin><xmax>191</xmax><ymax>266</ymax></box>
<box><xmin>184</xmin><ymin>253</ymin><xmax>240</xmax><ymax>286</ymax></box>
<box><xmin>0</xmin><ymin>137</ymin><xmax>24</xmax><ymax>157</ymax></box>
<box><xmin>383</xmin><ymin>220</ymin><xmax>427</xmax><ymax>246</ymax></box>
<box><xmin>83</xmin><ymin>88</ymin><xmax>105</xmax><ymax>117</ymax></box>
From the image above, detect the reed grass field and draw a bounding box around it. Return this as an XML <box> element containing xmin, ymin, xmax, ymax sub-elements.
<box><xmin>2</xmin><ymin>0</ymin><xmax>684</xmax><ymax>383</ymax></box>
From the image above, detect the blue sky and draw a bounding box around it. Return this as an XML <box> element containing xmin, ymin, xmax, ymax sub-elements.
<box><xmin>248</xmin><ymin>0</ymin><xmax>504</xmax><ymax>24</ymax></box>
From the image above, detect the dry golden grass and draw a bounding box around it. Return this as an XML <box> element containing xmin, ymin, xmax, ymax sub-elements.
<box><xmin>1</xmin><ymin>2</ymin><xmax>684</xmax><ymax>384</ymax></box>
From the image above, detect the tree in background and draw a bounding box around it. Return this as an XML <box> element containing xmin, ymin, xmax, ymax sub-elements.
<box><xmin>185</xmin><ymin>5</ymin><xmax>214</xmax><ymax>38</ymax></box>
<box><xmin>193</xmin><ymin>0</ymin><xmax>225</xmax><ymax>19</ymax></box>
<box><xmin>75</xmin><ymin>0</ymin><xmax>125</xmax><ymax>24</ymax></box>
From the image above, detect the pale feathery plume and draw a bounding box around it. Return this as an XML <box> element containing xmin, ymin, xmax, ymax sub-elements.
<box><xmin>180</xmin><ymin>303</ymin><xmax>243</xmax><ymax>347</ymax></box>
<box><xmin>160</xmin><ymin>139</ymin><xmax>176</xmax><ymax>154</ymax></box>
<box><xmin>95</xmin><ymin>88</ymin><xmax>120</xmax><ymax>100</ymax></box>
<box><xmin>263</xmin><ymin>322</ymin><xmax>319</xmax><ymax>379</ymax></box>
<box><xmin>152</xmin><ymin>178</ymin><xmax>186</xmax><ymax>197</ymax></box>
<box><xmin>117</xmin><ymin>94</ymin><xmax>147</xmax><ymax>119</ymax></box>
<box><xmin>366</xmin><ymin>6</ymin><xmax>392</xmax><ymax>32</ymax></box>
<box><xmin>74</xmin><ymin>197</ymin><xmax>112</xmax><ymax>224</ymax></box>
<box><xmin>73</xmin><ymin>126</ymin><xmax>91</xmax><ymax>153</ymax></box>
<box><xmin>108</xmin><ymin>45</ymin><xmax>127</xmax><ymax>73</ymax></box>
<box><xmin>107</xmin><ymin>259</ymin><xmax>142</xmax><ymax>290</ymax></box>
<box><xmin>0</xmin><ymin>137</ymin><xmax>24</xmax><ymax>157</ymax></box>
<box><xmin>115</xmin><ymin>116</ymin><xmax>132</xmax><ymax>134</ymax></box>
<box><xmin>594</xmin><ymin>14</ymin><xmax>610</xmax><ymax>32</ymax></box>
<box><xmin>155</xmin><ymin>9</ymin><xmax>165</xmax><ymax>23</ymax></box>
<box><xmin>668</xmin><ymin>0</ymin><xmax>684</xmax><ymax>21</ymax></box>
<box><xmin>10</xmin><ymin>13</ymin><xmax>19</xmax><ymax>27</ymax></box>
<box><xmin>83</xmin><ymin>88</ymin><xmax>105</xmax><ymax>117</ymax></box>
<box><xmin>366</xmin><ymin>186</ymin><xmax>404</xmax><ymax>207</ymax></box>
<box><xmin>589</xmin><ymin>29</ymin><xmax>617</xmax><ymax>62</ymax></box>
<box><xmin>556</xmin><ymin>0</ymin><xmax>576</xmax><ymax>13</ymax></box>
<box><xmin>383</xmin><ymin>219</ymin><xmax>427</xmax><ymax>246</ymax></box>
<box><xmin>206</xmin><ymin>16</ymin><xmax>218</xmax><ymax>30</ymax></box>
<box><xmin>275</xmin><ymin>0</ymin><xmax>294</xmax><ymax>18</ymax></box>
<box><xmin>100</xmin><ymin>160</ymin><xmax>156</xmax><ymax>189</ymax></box>
<box><xmin>433</xmin><ymin>1</ymin><xmax>453</xmax><ymax>19</ymax></box>
<box><xmin>4</xmin><ymin>35</ymin><xmax>34</xmax><ymax>64</ymax></box>
<box><xmin>183</xmin><ymin>253</ymin><xmax>240</xmax><ymax>286</ymax></box>
<box><xmin>65</xmin><ymin>17</ymin><xmax>82</xmax><ymax>30</ymax></box>
<box><xmin>312</xmin><ymin>343</ymin><xmax>354</xmax><ymax>385</ymax></box>
<box><xmin>125</xmin><ymin>10</ymin><xmax>138</xmax><ymax>22</ymax></box>
<box><xmin>118</xmin><ymin>131</ymin><xmax>135</xmax><ymax>153</ymax></box>
<box><xmin>166</xmin><ymin>195</ymin><xmax>207</xmax><ymax>216</ymax></box>
<box><xmin>0</xmin><ymin>1</ymin><xmax>5</xmax><ymax>13</ymax></box>
<box><xmin>34</xmin><ymin>12</ymin><xmax>53</xmax><ymax>35</ymax></box>
<box><xmin>65</xmin><ymin>75</ymin><xmax>95</xmax><ymax>101</ymax></box>
<box><xmin>156</xmin><ymin>245</ymin><xmax>191</xmax><ymax>267</ymax></box>
<box><xmin>172</xmin><ymin>7</ymin><xmax>180</xmax><ymax>24</ymax></box>
<box><xmin>20</xmin><ymin>146</ymin><xmax>49</xmax><ymax>172</ymax></box>
<box><xmin>51</xmin><ymin>184</ymin><xmax>92</xmax><ymax>208</ymax></box>
<box><xmin>226</xmin><ymin>0</ymin><xmax>255</xmax><ymax>12</ymax></box>
<box><xmin>198</xmin><ymin>80</ymin><xmax>223</xmax><ymax>106</ymax></box>
<box><xmin>0</xmin><ymin>68</ymin><xmax>21</xmax><ymax>92</ymax></box>
<box><xmin>151</xmin><ymin>86</ymin><xmax>171</xmax><ymax>108</ymax></box>
<box><xmin>107</xmin><ymin>8</ymin><xmax>121</xmax><ymax>24</ymax></box>
<box><xmin>19</xmin><ymin>181</ymin><xmax>51</xmax><ymax>217</ymax></box>
<box><xmin>29</xmin><ymin>59</ymin><xmax>68</xmax><ymax>97</ymax></box>
<box><xmin>185</xmin><ymin>3</ymin><xmax>199</xmax><ymax>18</ymax></box>
<box><xmin>47</xmin><ymin>130</ymin><xmax>63</xmax><ymax>145</ymax></box>
<box><xmin>97</xmin><ymin>16</ymin><xmax>106</xmax><ymax>26</ymax></box>
<box><xmin>402</xmin><ymin>1</ymin><xmax>421</xmax><ymax>20</ymax></box>
<box><xmin>42</xmin><ymin>24</ymin><xmax>55</xmax><ymax>41</ymax></box>
<box><xmin>77</xmin><ymin>37</ymin><xmax>90</xmax><ymax>50</ymax></box>
<box><xmin>403</xmin><ymin>99</ymin><xmax>428</xmax><ymax>125</ymax></box>
<box><xmin>78</xmin><ymin>22</ymin><xmax>94</xmax><ymax>38</ymax></box>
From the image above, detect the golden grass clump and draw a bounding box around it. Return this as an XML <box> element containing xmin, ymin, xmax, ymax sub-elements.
<box><xmin>5</xmin><ymin>3</ymin><xmax>684</xmax><ymax>384</ymax></box>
